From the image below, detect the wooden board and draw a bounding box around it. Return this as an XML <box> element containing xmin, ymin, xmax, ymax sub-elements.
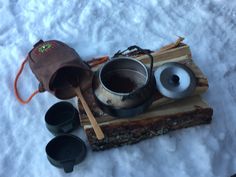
<box><xmin>84</xmin><ymin>96</ymin><xmax>213</xmax><ymax>151</ymax></box>
<box><xmin>78</xmin><ymin>43</ymin><xmax>213</xmax><ymax>151</ymax></box>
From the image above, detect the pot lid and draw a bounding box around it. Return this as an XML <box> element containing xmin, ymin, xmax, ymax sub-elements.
<box><xmin>154</xmin><ymin>62</ymin><xmax>196</xmax><ymax>99</ymax></box>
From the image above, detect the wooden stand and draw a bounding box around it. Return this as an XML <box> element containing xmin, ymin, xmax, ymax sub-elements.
<box><xmin>78</xmin><ymin>43</ymin><xmax>213</xmax><ymax>151</ymax></box>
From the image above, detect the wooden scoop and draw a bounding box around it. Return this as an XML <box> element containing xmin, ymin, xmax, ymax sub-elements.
<box><xmin>75</xmin><ymin>87</ymin><xmax>105</xmax><ymax>140</ymax></box>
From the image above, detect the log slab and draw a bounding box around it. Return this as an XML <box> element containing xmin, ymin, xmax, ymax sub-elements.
<box><xmin>83</xmin><ymin>96</ymin><xmax>213</xmax><ymax>151</ymax></box>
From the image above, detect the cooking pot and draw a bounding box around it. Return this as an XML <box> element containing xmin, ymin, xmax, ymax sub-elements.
<box><xmin>92</xmin><ymin>54</ymin><xmax>155</xmax><ymax>118</ymax></box>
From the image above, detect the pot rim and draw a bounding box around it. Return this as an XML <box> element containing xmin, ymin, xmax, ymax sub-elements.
<box><xmin>99</xmin><ymin>57</ymin><xmax>149</xmax><ymax>96</ymax></box>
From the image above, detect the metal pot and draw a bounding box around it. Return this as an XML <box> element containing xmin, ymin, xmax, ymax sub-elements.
<box><xmin>92</xmin><ymin>56</ymin><xmax>155</xmax><ymax>118</ymax></box>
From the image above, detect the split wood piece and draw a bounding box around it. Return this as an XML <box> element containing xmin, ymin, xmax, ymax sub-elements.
<box><xmin>79</xmin><ymin>57</ymin><xmax>209</xmax><ymax>125</ymax></box>
<box><xmin>87</xmin><ymin>56</ymin><xmax>109</xmax><ymax>68</ymax></box>
<box><xmin>83</xmin><ymin>96</ymin><xmax>213</xmax><ymax>151</ymax></box>
<box><xmin>75</xmin><ymin>87</ymin><xmax>104</xmax><ymax>140</ymax></box>
<box><xmin>158</xmin><ymin>36</ymin><xmax>185</xmax><ymax>52</ymax></box>
<box><xmin>137</xmin><ymin>44</ymin><xmax>192</xmax><ymax>65</ymax></box>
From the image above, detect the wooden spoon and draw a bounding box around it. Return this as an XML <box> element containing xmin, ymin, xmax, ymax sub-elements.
<box><xmin>75</xmin><ymin>87</ymin><xmax>105</xmax><ymax>140</ymax></box>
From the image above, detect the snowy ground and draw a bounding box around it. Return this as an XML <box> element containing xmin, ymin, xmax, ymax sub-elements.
<box><xmin>1</xmin><ymin>0</ymin><xmax>236</xmax><ymax>177</ymax></box>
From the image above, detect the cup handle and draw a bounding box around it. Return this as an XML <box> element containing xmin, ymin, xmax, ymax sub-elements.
<box><xmin>62</xmin><ymin>160</ymin><xmax>74</xmax><ymax>173</ymax></box>
<box><xmin>61</xmin><ymin>124</ymin><xmax>73</xmax><ymax>133</ymax></box>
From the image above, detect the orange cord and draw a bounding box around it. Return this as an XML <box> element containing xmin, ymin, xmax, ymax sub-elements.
<box><xmin>14</xmin><ymin>56</ymin><xmax>40</xmax><ymax>104</ymax></box>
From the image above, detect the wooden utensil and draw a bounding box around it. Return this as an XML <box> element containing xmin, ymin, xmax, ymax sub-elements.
<box><xmin>75</xmin><ymin>87</ymin><xmax>105</xmax><ymax>140</ymax></box>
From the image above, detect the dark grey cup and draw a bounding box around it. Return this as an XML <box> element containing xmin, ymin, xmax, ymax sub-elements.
<box><xmin>45</xmin><ymin>102</ymin><xmax>80</xmax><ymax>135</ymax></box>
<box><xmin>45</xmin><ymin>134</ymin><xmax>87</xmax><ymax>173</ymax></box>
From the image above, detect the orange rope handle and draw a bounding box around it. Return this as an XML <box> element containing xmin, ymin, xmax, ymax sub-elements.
<box><xmin>14</xmin><ymin>56</ymin><xmax>40</xmax><ymax>104</ymax></box>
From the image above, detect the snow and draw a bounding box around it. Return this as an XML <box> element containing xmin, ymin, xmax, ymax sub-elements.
<box><xmin>1</xmin><ymin>0</ymin><xmax>236</xmax><ymax>176</ymax></box>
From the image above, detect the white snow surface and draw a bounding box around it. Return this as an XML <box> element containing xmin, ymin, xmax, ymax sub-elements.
<box><xmin>1</xmin><ymin>0</ymin><xmax>236</xmax><ymax>177</ymax></box>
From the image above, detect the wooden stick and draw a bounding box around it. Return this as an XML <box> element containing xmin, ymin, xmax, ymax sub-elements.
<box><xmin>75</xmin><ymin>87</ymin><xmax>105</xmax><ymax>140</ymax></box>
<box><xmin>87</xmin><ymin>56</ymin><xmax>109</xmax><ymax>68</ymax></box>
<box><xmin>159</xmin><ymin>36</ymin><xmax>184</xmax><ymax>52</ymax></box>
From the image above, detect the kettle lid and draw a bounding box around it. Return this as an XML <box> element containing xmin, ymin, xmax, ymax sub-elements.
<box><xmin>154</xmin><ymin>62</ymin><xmax>196</xmax><ymax>99</ymax></box>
